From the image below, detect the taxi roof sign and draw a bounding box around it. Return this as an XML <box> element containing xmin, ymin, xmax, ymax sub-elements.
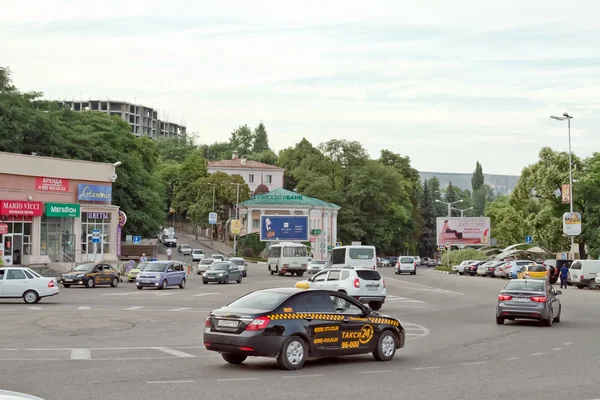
<box><xmin>295</xmin><ymin>281</ymin><xmax>310</xmax><ymax>290</ymax></box>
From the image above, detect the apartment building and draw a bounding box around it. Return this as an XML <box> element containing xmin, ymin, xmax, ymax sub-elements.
<box><xmin>58</xmin><ymin>100</ymin><xmax>186</xmax><ymax>138</ymax></box>
<box><xmin>207</xmin><ymin>152</ymin><xmax>285</xmax><ymax>193</ymax></box>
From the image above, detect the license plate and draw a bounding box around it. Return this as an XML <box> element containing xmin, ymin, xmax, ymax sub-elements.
<box><xmin>65</xmin><ymin>279</ymin><xmax>73</xmax><ymax>282</ymax></box>
<box><xmin>366</xmin><ymin>286</ymin><xmax>379</xmax><ymax>291</ymax></box>
<box><xmin>142</xmin><ymin>280</ymin><xmax>150</xmax><ymax>284</ymax></box>
<box><xmin>217</xmin><ymin>320</ymin><xmax>239</xmax><ymax>328</ymax></box>
<box><xmin>512</xmin><ymin>298</ymin><xmax>530</xmax><ymax>303</ymax></box>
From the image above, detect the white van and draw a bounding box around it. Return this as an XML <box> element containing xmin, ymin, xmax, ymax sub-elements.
<box><xmin>569</xmin><ymin>260</ymin><xmax>600</xmax><ymax>289</ymax></box>
<box><xmin>329</xmin><ymin>245</ymin><xmax>377</xmax><ymax>270</ymax></box>
<box><xmin>267</xmin><ymin>242</ymin><xmax>309</xmax><ymax>277</ymax></box>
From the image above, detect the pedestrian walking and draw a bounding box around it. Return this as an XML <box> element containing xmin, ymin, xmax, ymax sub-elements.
<box><xmin>560</xmin><ymin>263</ymin><xmax>570</xmax><ymax>289</ymax></box>
<box><xmin>166</xmin><ymin>247</ymin><xmax>172</xmax><ymax>261</ymax></box>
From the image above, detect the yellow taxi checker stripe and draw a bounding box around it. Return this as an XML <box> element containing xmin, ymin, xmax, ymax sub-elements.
<box><xmin>267</xmin><ymin>313</ymin><xmax>346</xmax><ymax>320</ymax></box>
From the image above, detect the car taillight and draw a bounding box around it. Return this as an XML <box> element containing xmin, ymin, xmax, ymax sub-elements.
<box><xmin>373</xmin><ymin>265</ymin><xmax>376</xmax><ymax>270</ymax></box>
<box><xmin>498</xmin><ymin>294</ymin><xmax>512</xmax><ymax>301</ymax></box>
<box><xmin>530</xmin><ymin>296</ymin><xmax>547</xmax><ymax>302</ymax></box>
<box><xmin>581</xmin><ymin>275</ymin><xmax>584</xmax><ymax>280</ymax></box>
<box><xmin>205</xmin><ymin>317</ymin><xmax>211</xmax><ymax>327</ymax></box>
<box><xmin>354</xmin><ymin>278</ymin><xmax>360</xmax><ymax>288</ymax></box>
<box><xmin>525</xmin><ymin>274</ymin><xmax>530</xmax><ymax>278</ymax></box>
<box><xmin>245</xmin><ymin>317</ymin><xmax>270</xmax><ymax>331</ymax></box>
<box><xmin>47</xmin><ymin>280</ymin><xmax>55</xmax><ymax>288</ymax></box>
<box><xmin>414</xmin><ymin>262</ymin><xmax>417</xmax><ymax>267</ymax></box>
<box><xmin>499</xmin><ymin>267</ymin><xmax>503</xmax><ymax>271</ymax></box>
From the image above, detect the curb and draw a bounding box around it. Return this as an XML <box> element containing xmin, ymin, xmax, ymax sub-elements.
<box><xmin>434</xmin><ymin>270</ymin><xmax>451</xmax><ymax>274</ymax></box>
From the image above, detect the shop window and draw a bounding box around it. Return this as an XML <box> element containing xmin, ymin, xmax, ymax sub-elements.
<box><xmin>41</xmin><ymin>216</ymin><xmax>75</xmax><ymax>262</ymax></box>
<box><xmin>80</xmin><ymin>212</ymin><xmax>112</xmax><ymax>257</ymax></box>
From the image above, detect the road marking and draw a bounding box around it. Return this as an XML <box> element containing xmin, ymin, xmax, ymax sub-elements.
<box><xmin>412</xmin><ymin>366</ymin><xmax>440</xmax><ymax>370</ymax></box>
<box><xmin>147</xmin><ymin>380</ymin><xmax>196</xmax><ymax>384</ymax></box>
<box><xmin>563</xmin><ymin>342</ymin><xmax>573</xmax><ymax>346</ymax></box>
<box><xmin>78</xmin><ymin>306</ymin><xmax>90</xmax><ymax>310</ymax></box>
<box><xmin>281</xmin><ymin>374</ymin><xmax>324</xmax><ymax>379</ymax></box>
<box><xmin>217</xmin><ymin>378</ymin><xmax>258</xmax><ymax>382</ymax></box>
<box><xmin>387</xmin><ymin>296</ymin><xmax>426</xmax><ymax>303</ymax></box>
<box><xmin>529</xmin><ymin>352</ymin><xmax>545</xmax><ymax>356</ymax></box>
<box><xmin>125</xmin><ymin>306</ymin><xmax>144</xmax><ymax>310</ymax></box>
<box><xmin>70</xmin><ymin>349</ymin><xmax>91</xmax><ymax>360</ymax></box>
<box><xmin>170</xmin><ymin>308</ymin><xmax>192</xmax><ymax>312</ymax></box>
<box><xmin>502</xmin><ymin>357</ymin><xmax>520</xmax><ymax>361</ymax></box>
<box><xmin>551</xmin><ymin>347</ymin><xmax>562</xmax><ymax>351</ymax></box>
<box><xmin>152</xmin><ymin>347</ymin><xmax>197</xmax><ymax>358</ymax></box>
<box><xmin>0</xmin><ymin>358</ymin><xmax>60</xmax><ymax>361</ymax></box>
<box><xmin>27</xmin><ymin>307</ymin><xmax>42</xmax><ymax>310</ymax></box>
<box><xmin>100</xmin><ymin>293</ymin><xmax>135</xmax><ymax>296</ymax></box>
<box><xmin>156</xmin><ymin>292</ymin><xmax>176</xmax><ymax>296</ymax></box>
<box><xmin>385</xmin><ymin>277</ymin><xmax>466</xmax><ymax>295</ymax></box>
<box><xmin>193</xmin><ymin>292</ymin><xmax>220</xmax><ymax>297</ymax></box>
<box><xmin>462</xmin><ymin>361</ymin><xmax>485</xmax><ymax>366</ymax></box>
<box><xmin>0</xmin><ymin>345</ymin><xmax>206</xmax><ymax>351</ymax></box>
<box><xmin>358</xmin><ymin>370</ymin><xmax>391</xmax><ymax>374</ymax></box>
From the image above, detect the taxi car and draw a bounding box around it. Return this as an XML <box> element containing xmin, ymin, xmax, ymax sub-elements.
<box><xmin>496</xmin><ymin>279</ymin><xmax>562</xmax><ymax>327</ymax></box>
<box><xmin>127</xmin><ymin>262</ymin><xmax>149</xmax><ymax>282</ymax></box>
<box><xmin>520</xmin><ymin>264</ymin><xmax>548</xmax><ymax>280</ymax></box>
<box><xmin>59</xmin><ymin>262</ymin><xmax>120</xmax><ymax>288</ymax></box>
<box><xmin>203</xmin><ymin>288</ymin><xmax>405</xmax><ymax>370</ymax></box>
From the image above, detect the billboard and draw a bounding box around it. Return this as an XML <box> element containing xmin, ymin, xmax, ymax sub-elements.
<box><xmin>260</xmin><ymin>216</ymin><xmax>309</xmax><ymax>242</ymax></box>
<box><xmin>436</xmin><ymin>217</ymin><xmax>491</xmax><ymax>246</ymax></box>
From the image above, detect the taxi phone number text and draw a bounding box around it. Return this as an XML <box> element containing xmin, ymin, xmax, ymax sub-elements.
<box><xmin>313</xmin><ymin>337</ymin><xmax>339</xmax><ymax>344</ymax></box>
<box><xmin>314</xmin><ymin>326</ymin><xmax>340</xmax><ymax>333</ymax></box>
<box><xmin>341</xmin><ymin>341</ymin><xmax>360</xmax><ymax>349</ymax></box>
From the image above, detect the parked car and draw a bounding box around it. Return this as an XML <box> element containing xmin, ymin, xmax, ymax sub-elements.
<box><xmin>387</xmin><ymin>256</ymin><xmax>398</xmax><ymax>266</ymax></box>
<box><xmin>414</xmin><ymin>256</ymin><xmax>421</xmax><ymax>266</ymax></box>
<box><xmin>477</xmin><ymin>261</ymin><xmax>502</xmax><ymax>277</ymax></box>
<box><xmin>421</xmin><ymin>257</ymin><xmax>429</xmax><ymax>266</ymax></box>
<box><xmin>505</xmin><ymin>260</ymin><xmax>537</xmax><ymax>279</ymax></box>
<box><xmin>229</xmin><ymin>257</ymin><xmax>248</xmax><ymax>277</ymax></box>
<box><xmin>0</xmin><ymin>267</ymin><xmax>59</xmax><ymax>304</ymax></box>
<box><xmin>521</xmin><ymin>264</ymin><xmax>548</xmax><ymax>280</ymax></box>
<box><xmin>452</xmin><ymin>260</ymin><xmax>477</xmax><ymax>275</ymax></box>
<box><xmin>569</xmin><ymin>260</ymin><xmax>600</xmax><ymax>289</ymax></box>
<box><xmin>377</xmin><ymin>257</ymin><xmax>390</xmax><ymax>268</ymax></box>
<box><xmin>197</xmin><ymin>258</ymin><xmax>214</xmax><ymax>275</ymax></box>
<box><xmin>135</xmin><ymin>261</ymin><xmax>187</xmax><ymax>290</ymax></box>
<box><xmin>177</xmin><ymin>244</ymin><xmax>192</xmax><ymax>256</ymax></box>
<box><xmin>202</xmin><ymin>261</ymin><xmax>242</xmax><ymax>284</ymax></box>
<box><xmin>465</xmin><ymin>261</ymin><xmax>486</xmax><ymax>276</ymax></box>
<box><xmin>191</xmin><ymin>249</ymin><xmax>205</xmax><ymax>262</ymax></box>
<box><xmin>427</xmin><ymin>259</ymin><xmax>437</xmax><ymax>267</ymax></box>
<box><xmin>493</xmin><ymin>262</ymin><xmax>511</xmax><ymax>278</ymax></box>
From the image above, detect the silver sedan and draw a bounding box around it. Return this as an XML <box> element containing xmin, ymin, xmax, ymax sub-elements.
<box><xmin>307</xmin><ymin>260</ymin><xmax>327</xmax><ymax>274</ymax></box>
<box><xmin>496</xmin><ymin>279</ymin><xmax>562</xmax><ymax>327</ymax></box>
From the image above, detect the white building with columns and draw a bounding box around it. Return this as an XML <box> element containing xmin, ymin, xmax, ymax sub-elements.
<box><xmin>237</xmin><ymin>188</ymin><xmax>340</xmax><ymax>260</ymax></box>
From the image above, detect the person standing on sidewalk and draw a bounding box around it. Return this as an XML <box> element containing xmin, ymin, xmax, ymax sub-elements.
<box><xmin>166</xmin><ymin>247</ymin><xmax>172</xmax><ymax>261</ymax></box>
<box><xmin>140</xmin><ymin>253</ymin><xmax>148</xmax><ymax>263</ymax></box>
<box><xmin>559</xmin><ymin>263</ymin><xmax>570</xmax><ymax>289</ymax></box>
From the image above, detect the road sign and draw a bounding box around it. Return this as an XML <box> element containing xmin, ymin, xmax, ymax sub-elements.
<box><xmin>437</xmin><ymin>245</ymin><xmax>445</xmax><ymax>251</ymax></box>
<box><xmin>208</xmin><ymin>212</ymin><xmax>218</xmax><ymax>225</ymax></box>
<box><xmin>92</xmin><ymin>229</ymin><xmax>101</xmax><ymax>243</ymax></box>
<box><xmin>351</xmin><ymin>241</ymin><xmax>361</xmax><ymax>246</ymax></box>
<box><xmin>525</xmin><ymin>235</ymin><xmax>532</xmax><ymax>244</ymax></box>
<box><xmin>230</xmin><ymin>219</ymin><xmax>241</xmax><ymax>235</ymax></box>
<box><xmin>335</xmin><ymin>242</ymin><xmax>342</xmax><ymax>247</ymax></box>
<box><xmin>133</xmin><ymin>236</ymin><xmax>141</xmax><ymax>244</ymax></box>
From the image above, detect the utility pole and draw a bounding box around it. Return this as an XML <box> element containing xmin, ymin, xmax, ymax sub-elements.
<box><xmin>211</xmin><ymin>185</ymin><xmax>215</xmax><ymax>246</ymax></box>
<box><xmin>232</xmin><ymin>183</ymin><xmax>240</xmax><ymax>256</ymax></box>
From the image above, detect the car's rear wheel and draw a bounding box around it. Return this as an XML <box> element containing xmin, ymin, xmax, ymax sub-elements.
<box><xmin>297</xmin><ymin>271</ymin><xmax>304</xmax><ymax>277</ymax></box>
<box><xmin>373</xmin><ymin>330</ymin><xmax>396</xmax><ymax>361</ymax></box>
<box><xmin>277</xmin><ymin>336</ymin><xmax>306</xmax><ymax>370</ymax></box>
<box><xmin>542</xmin><ymin>315</ymin><xmax>553</xmax><ymax>327</ymax></box>
<box><xmin>588</xmin><ymin>280</ymin><xmax>597</xmax><ymax>290</ymax></box>
<box><xmin>179</xmin><ymin>278</ymin><xmax>186</xmax><ymax>289</ymax></box>
<box><xmin>86</xmin><ymin>278</ymin><xmax>95</xmax><ymax>288</ymax></box>
<box><xmin>221</xmin><ymin>353</ymin><xmax>247</xmax><ymax>364</ymax></box>
<box><xmin>369</xmin><ymin>301</ymin><xmax>383</xmax><ymax>310</ymax></box>
<box><xmin>23</xmin><ymin>290</ymin><xmax>40</xmax><ymax>304</ymax></box>
<box><xmin>496</xmin><ymin>316</ymin><xmax>504</xmax><ymax>325</ymax></box>
<box><xmin>128</xmin><ymin>279</ymin><xmax>134</xmax><ymax>283</ymax></box>
<box><xmin>110</xmin><ymin>277</ymin><xmax>119</xmax><ymax>287</ymax></box>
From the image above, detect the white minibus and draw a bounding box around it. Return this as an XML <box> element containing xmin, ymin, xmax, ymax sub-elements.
<box><xmin>329</xmin><ymin>245</ymin><xmax>377</xmax><ymax>270</ymax></box>
<box><xmin>267</xmin><ymin>242</ymin><xmax>309</xmax><ymax>277</ymax></box>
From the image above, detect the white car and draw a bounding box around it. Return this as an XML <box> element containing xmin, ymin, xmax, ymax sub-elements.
<box><xmin>229</xmin><ymin>257</ymin><xmax>248</xmax><ymax>277</ymax></box>
<box><xmin>295</xmin><ymin>267</ymin><xmax>387</xmax><ymax>310</ymax></box>
<box><xmin>0</xmin><ymin>267</ymin><xmax>59</xmax><ymax>304</ymax></box>
<box><xmin>197</xmin><ymin>259</ymin><xmax>214</xmax><ymax>275</ymax></box>
<box><xmin>452</xmin><ymin>260</ymin><xmax>477</xmax><ymax>275</ymax></box>
<box><xmin>211</xmin><ymin>254</ymin><xmax>225</xmax><ymax>261</ymax></box>
<box><xmin>396</xmin><ymin>256</ymin><xmax>417</xmax><ymax>275</ymax></box>
<box><xmin>191</xmin><ymin>249</ymin><xmax>205</xmax><ymax>262</ymax></box>
<box><xmin>308</xmin><ymin>260</ymin><xmax>327</xmax><ymax>274</ymax></box>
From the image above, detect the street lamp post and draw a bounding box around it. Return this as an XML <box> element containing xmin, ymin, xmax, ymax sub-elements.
<box><xmin>451</xmin><ymin>206</ymin><xmax>473</xmax><ymax>217</ymax></box>
<box><xmin>230</xmin><ymin>183</ymin><xmax>241</xmax><ymax>256</ymax></box>
<box><xmin>436</xmin><ymin>199</ymin><xmax>464</xmax><ymax>217</ymax></box>
<box><xmin>550</xmin><ymin>112</ymin><xmax>575</xmax><ymax>258</ymax></box>
<box><xmin>211</xmin><ymin>184</ymin><xmax>216</xmax><ymax>246</ymax></box>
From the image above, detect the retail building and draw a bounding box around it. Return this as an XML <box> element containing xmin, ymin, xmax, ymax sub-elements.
<box><xmin>0</xmin><ymin>152</ymin><xmax>121</xmax><ymax>267</ymax></box>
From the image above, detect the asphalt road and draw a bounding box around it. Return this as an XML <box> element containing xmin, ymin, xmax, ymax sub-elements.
<box><xmin>1</xmin><ymin>265</ymin><xmax>599</xmax><ymax>400</ymax></box>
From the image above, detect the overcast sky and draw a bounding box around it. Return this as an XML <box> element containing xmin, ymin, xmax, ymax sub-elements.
<box><xmin>2</xmin><ymin>1</ymin><xmax>599</xmax><ymax>175</ymax></box>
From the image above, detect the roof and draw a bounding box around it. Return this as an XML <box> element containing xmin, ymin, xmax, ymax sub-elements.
<box><xmin>208</xmin><ymin>158</ymin><xmax>284</xmax><ymax>171</ymax></box>
<box><xmin>239</xmin><ymin>188</ymin><xmax>340</xmax><ymax>209</ymax></box>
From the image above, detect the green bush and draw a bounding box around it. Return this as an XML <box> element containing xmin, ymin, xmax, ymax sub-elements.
<box><xmin>440</xmin><ymin>248</ymin><xmax>487</xmax><ymax>267</ymax></box>
<box><xmin>242</xmin><ymin>247</ymin><xmax>255</xmax><ymax>258</ymax></box>
<box><xmin>239</xmin><ymin>233</ymin><xmax>266</xmax><ymax>256</ymax></box>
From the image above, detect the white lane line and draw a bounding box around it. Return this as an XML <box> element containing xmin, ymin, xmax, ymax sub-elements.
<box><xmin>156</xmin><ymin>292</ymin><xmax>176</xmax><ymax>296</ymax></box>
<box><xmin>529</xmin><ymin>352</ymin><xmax>545</xmax><ymax>356</ymax></box>
<box><xmin>170</xmin><ymin>308</ymin><xmax>192</xmax><ymax>312</ymax></box>
<box><xmin>100</xmin><ymin>293</ymin><xmax>135</xmax><ymax>296</ymax></box>
<box><xmin>193</xmin><ymin>292</ymin><xmax>220</xmax><ymax>297</ymax></box>
<box><xmin>125</xmin><ymin>306</ymin><xmax>143</xmax><ymax>310</ymax></box>
<box><xmin>406</xmin><ymin>333</ymin><xmax>425</xmax><ymax>336</ymax></box>
<box><xmin>78</xmin><ymin>306</ymin><xmax>90</xmax><ymax>310</ymax></box>
<box><xmin>412</xmin><ymin>366</ymin><xmax>440</xmax><ymax>370</ymax></box>
<box><xmin>462</xmin><ymin>361</ymin><xmax>485</xmax><ymax>366</ymax></box>
<box><xmin>551</xmin><ymin>347</ymin><xmax>562</xmax><ymax>351</ymax></box>
<box><xmin>70</xmin><ymin>349</ymin><xmax>91</xmax><ymax>360</ymax></box>
<box><xmin>147</xmin><ymin>380</ymin><xmax>196</xmax><ymax>384</ymax></box>
<box><xmin>281</xmin><ymin>374</ymin><xmax>324</xmax><ymax>379</ymax></box>
<box><xmin>0</xmin><ymin>358</ymin><xmax>61</xmax><ymax>361</ymax></box>
<box><xmin>358</xmin><ymin>370</ymin><xmax>392</xmax><ymax>374</ymax></box>
<box><xmin>502</xmin><ymin>357</ymin><xmax>520</xmax><ymax>361</ymax></box>
<box><xmin>217</xmin><ymin>378</ymin><xmax>258</xmax><ymax>382</ymax></box>
<box><xmin>152</xmin><ymin>347</ymin><xmax>197</xmax><ymax>358</ymax></box>
<box><xmin>563</xmin><ymin>342</ymin><xmax>573</xmax><ymax>346</ymax></box>
<box><xmin>0</xmin><ymin>345</ymin><xmax>206</xmax><ymax>351</ymax></box>
<box><xmin>27</xmin><ymin>307</ymin><xmax>42</xmax><ymax>310</ymax></box>
<box><xmin>385</xmin><ymin>277</ymin><xmax>466</xmax><ymax>295</ymax></box>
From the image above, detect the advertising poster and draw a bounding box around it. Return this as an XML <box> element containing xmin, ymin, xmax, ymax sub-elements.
<box><xmin>260</xmin><ymin>215</ymin><xmax>309</xmax><ymax>241</ymax></box>
<box><xmin>563</xmin><ymin>212</ymin><xmax>581</xmax><ymax>236</ymax></box>
<box><xmin>436</xmin><ymin>217</ymin><xmax>491</xmax><ymax>246</ymax></box>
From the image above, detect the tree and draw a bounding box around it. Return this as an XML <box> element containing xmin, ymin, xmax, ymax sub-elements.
<box><xmin>252</xmin><ymin>122</ymin><xmax>270</xmax><ymax>153</ymax></box>
<box><xmin>247</xmin><ymin>149</ymin><xmax>278</xmax><ymax>165</ymax></box>
<box><xmin>471</xmin><ymin>161</ymin><xmax>486</xmax><ymax>216</ymax></box>
<box><xmin>443</xmin><ymin>181</ymin><xmax>460</xmax><ymax>216</ymax></box>
<box><xmin>277</xmin><ymin>138</ymin><xmax>324</xmax><ymax>191</ymax></box>
<box><xmin>419</xmin><ymin>180</ymin><xmax>438</xmax><ymax>257</ymax></box>
<box><xmin>428</xmin><ymin>177</ymin><xmax>446</xmax><ymax>217</ymax></box>
<box><xmin>472</xmin><ymin>161</ymin><xmax>484</xmax><ymax>191</ymax></box>
<box><xmin>155</xmin><ymin>136</ymin><xmax>196</xmax><ymax>163</ymax></box>
<box><xmin>229</xmin><ymin>125</ymin><xmax>254</xmax><ymax>155</ymax></box>
<box><xmin>485</xmin><ymin>196</ymin><xmax>527</xmax><ymax>247</ymax></box>
<box><xmin>171</xmin><ymin>149</ymin><xmax>208</xmax><ymax>225</ymax></box>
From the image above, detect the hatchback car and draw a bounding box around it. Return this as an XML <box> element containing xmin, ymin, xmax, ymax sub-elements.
<box><xmin>308</xmin><ymin>259</ymin><xmax>328</xmax><ymax>274</ymax></box>
<box><xmin>396</xmin><ymin>257</ymin><xmax>417</xmax><ymax>275</ymax></box>
<box><xmin>135</xmin><ymin>261</ymin><xmax>187</xmax><ymax>290</ymax></box>
<box><xmin>202</xmin><ymin>261</ymin><xmax>242</xmax><ymax>284</ymax></box>
<box><xmin>521</xmin><ymin>264</ymin><xmax>548</xmax><ymax>280</ymax></box>
<box><xmin>496</xmin><ymin>279</ymin><xmax>561</xmax><ymax>326</ymax></box>
<box><xmin>197</xmin><ymin>258</ymin><xmax>214</xmax><ymax>275</ymax></box>
<box><xmin>127</xmin><ymin>262</ymin><xmax>149</xmax><ymax>282</ymax></box>
<box><xmin>177</xmin><ymin>244</ymin><xmax>192</xmax><ymax>256</ymax></box>
<box><xmin>191</xmin><ymin>249</ymin><xmax>205</xmax><ymax>262</ymax></box>
<box><xmin>229</xmin><ymin>257</ymin><xmax>248</xmax><ymax>277</ymax></box>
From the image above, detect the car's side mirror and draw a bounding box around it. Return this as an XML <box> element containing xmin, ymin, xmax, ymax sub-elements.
<box><xmin>555</xmin><ymin>290</ymin><xmax>562</xmax><ymax>295</ymax></box>
<box><xmin>361</xmin><ymin>306</ymin><xmax>372</xmax><ymax>317</ymax></box>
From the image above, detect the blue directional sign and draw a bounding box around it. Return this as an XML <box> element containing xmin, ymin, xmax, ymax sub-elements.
<box><xmin>525</xmin><ymin>236</ymin><xmax>533</xmax><ymax>244</ymax></box>
<box><xmin>133</xmin><ymin>236</ymin><xmax>141</xmax><ymax>244</ymax></box>
<box><xmin>92</xmin><ymin>229</ymin><xmax>101</xmax><ymax>243</ymax></box>
<box><xmin>208</xmin><ymin>212</ymin><xmax>218</xmax><ymax>225</ymax></box>
<box><xmin>335</xmin><ymin>242</ymin><xmax>342</xmax><ymax>247</ymax></box>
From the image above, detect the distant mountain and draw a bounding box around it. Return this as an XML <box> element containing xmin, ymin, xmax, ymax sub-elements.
<box><xmin>418</xmin><ymin>171</ymin><xmax>520</xmax><ymax>196</ymax></box>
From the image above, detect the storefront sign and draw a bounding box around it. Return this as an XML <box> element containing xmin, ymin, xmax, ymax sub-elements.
<box><xmin>251</xmin><ymin>194</ymin><xmax>304</xmax><ymax>202</ymax></box>
<box><xmin>86</xmin><ymin>212</ymin><xmax>109</xmax><ymax>220</ymax></box>
<box><xmin>118</xmin><ymin>210</ymin><xmax>127</xmax><ymax>227</ymax></box>
<box><xmin>116</xmin><ymin>225</ymin><xmax>122</xmax><ymax>257</ymax></box>
<box><xmin>77</xmin><ymin>184</ymin><xmax>112</xmax><ymax>202</ymax></box>
<box><xmin>0</xmin><ymin>200</ymin><xmax>43</xmax><ymax>216</ymax></box>
<box><xmin>45</xmin><ymin>202</ymin><xmax>80</xmax><ymax>218</ymax></box>
<box><xmin>0</xmin><ymin>223</ymin><xmax>7</xmax><ymax>234</ymax></box>
<box><xmin>35</xmin><ymin>177</ymin><xmax>69</xmax><ymax>192</ymax></box>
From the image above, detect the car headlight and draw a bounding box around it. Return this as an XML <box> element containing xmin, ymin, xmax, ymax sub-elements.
<box><xmin>75</xmin><ymin>274</ymin><xmax>84</xmax><ymax>279</ymax></box>
<box><xmin>155</xmin><ymin>275</ymin><xmax>160</xmax><ymax>279</ymax></box>
<box><xmin>203</xmin><ymin>273</ymin><xmax>207</xmax><ymax>277</ymax></box>
<box><xmin>217</xmin><ymin>273</ymin><xmax>223</xmax><ymax>276</ymax></box>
